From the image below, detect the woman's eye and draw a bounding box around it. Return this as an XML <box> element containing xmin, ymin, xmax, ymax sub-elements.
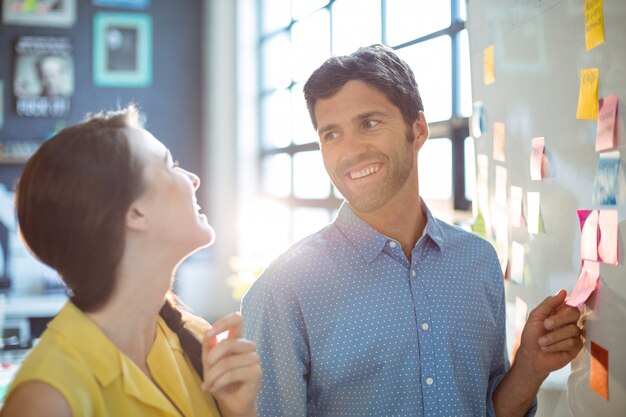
<box><xmin>172</xmin><ymin>159</ymin><xmax>180</xmax><ymax>169</ymax></box>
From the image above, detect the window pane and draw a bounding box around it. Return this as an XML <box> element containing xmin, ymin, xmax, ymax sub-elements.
<box><xmin>261</xmin><ymin>33</ymin><xmax>292</xmax><ymax>91</ymax></box>
<box><xmin>459</xmin><ymin>0</ymin><xmax>467</xmax><ymax>21</ymax></box>
<box><xmin>293</xmin><ymin>150</ymin><xmax>331</xmax><ymax>198</ymax></box>
<box><xmin>292</xmin><ymin>207</ymin><xmax>331</xmax><ymax>242</ymax></box>
<box><xmin>292</xmin><ymin>83</ymin><xmax>317</xmax><ymax>144</ymax></box>
<box><xmin>464</xmin><ymin>136</ymin><xmax>475</xmax><ymax>201</ymax></box>
<box><xmin>396</xmin><ymin>36</ymin><xmax>452</xmax><ymax>122</ymax></box>
<box><xmin>332</xmin><ymin>0</ymin><xmax>381</xmax><ymax>55</ymax></box>
<box><xmin>262</xmin><ymin>0</ymin><xmax>292</xmax><ymax>34</ymax></box>
<box><xmin>385</xmin><ymin>0</ymin><xmax>450</xmax><ymax>46</ymax></box>
<box><xmin>459</xmin><ymin>30</ymin><xmax>472</xmax><ymax>117</ymax></box>
<box><xmin>292</xmin><ymin>0</ymin><xmax>329</xmax><ymax>20</ymax></box>
<box><xmin>292</xmin><ymin>9</ymin><xmax>331</xmax><ymax>83</ymax></box>
<box><xmin>262</xmin><ymin>90</ymin><xmax>292</xmax><ymax>148</ymax></box>
<box><xmin>262</xmin><ymin>154</ymin><xmax>292</xmax><ymax>198</ymax></box>
<box><xmin>418</xmin><ymin>138</ymin><xmax>452</xmax><ymax>199</ymax></box>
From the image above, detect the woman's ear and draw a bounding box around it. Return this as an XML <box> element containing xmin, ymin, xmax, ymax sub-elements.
<box><xmin>126</xmin><ymin>203</ymin><xmax>148</xmax><ymax>231</ymax></box>
<box><xmin>412</xmin><ymin>111</ymin><xmax>430</xmax><ymax>152</ymax></box>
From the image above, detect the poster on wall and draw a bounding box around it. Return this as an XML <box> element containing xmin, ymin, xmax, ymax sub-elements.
<box><xmin>2</xmin><ymin>0</ymin><xmax>76</xmax><ymax>27</ymax></box>
<box><xmin>0</xmin><ymin>81</ymin><xmax>4</xmax><ymax>130</ymax></box>
<box><xmin>13</xmin><ymin>36</ymin><xmax>74</xmax><ymax>118</ymax></box>
<box><xmin>92</xmin><ymin>0</ymin><xmax>150</xmax><ymax>9</ymax></box>
<box><xmin>93</xmin><ymin>13</ymin><xmax>153</xmax><ymax>87</ymax></box>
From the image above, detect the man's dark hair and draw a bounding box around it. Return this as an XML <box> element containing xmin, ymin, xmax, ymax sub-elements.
<box><xmin>303</xmin><ymin>44</ymin><xmax>424</xmax><ymax>131</ymax></box>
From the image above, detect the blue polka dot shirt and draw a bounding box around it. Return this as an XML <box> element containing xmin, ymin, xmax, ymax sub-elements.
<box><xmin>242</xmin><ymin>202</ymin><xmax>537</xmax><ymax>417</ymax></box>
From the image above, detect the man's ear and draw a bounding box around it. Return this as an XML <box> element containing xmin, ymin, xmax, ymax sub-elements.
<box><xmin>412</xmin><ymin>111</ymin><xmax>429</xmax><ymax>152</ymax></box>
<box><xmin>126</xmin><ymin>203</ymin><xmax>148</xmax><ymax>232</ymax></box>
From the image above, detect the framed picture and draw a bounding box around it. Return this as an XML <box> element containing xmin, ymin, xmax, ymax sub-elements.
<box><xmin>92</xmin><ymin>0</ymin><xmax>150</xmax><ymax>9</ymax></box>
<box><xmin>13</xmin><ymin>36</ymin><xmax>74</xmax><ymax>118</ymax></box>
<box><xmin>93</xmin><ymin>12</ymin><xmax>153</xmax><ymax>87</ymax></box>
<box><xmin>2</xmin><ymin>0</ymin><xmax>76</xmax><ymax>28</ymax></box>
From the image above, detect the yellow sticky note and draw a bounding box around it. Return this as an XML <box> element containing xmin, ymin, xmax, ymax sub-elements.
<box><xmin>585</xmin><ymin>0</ymin><xmax>605</xmax><ymax>51</ymax></box>
<box><xmin>484</xmin><ymin>45</ymin><xmax>495</xmax><ymax>85</ymax></box>
<box><xmin>576</xmin><ymin>68</ymin><xmax>599</xmax><ymax>120</ymax></box>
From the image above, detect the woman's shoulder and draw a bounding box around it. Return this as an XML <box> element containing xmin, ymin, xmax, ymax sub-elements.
<box><xmin>1</xmin><ymin>380</ymin><xmax>72</xmax><ymax>417</ymax></box>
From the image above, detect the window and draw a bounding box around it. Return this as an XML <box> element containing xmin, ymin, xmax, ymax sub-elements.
<box><xmin>253</xmin><ymin>0</ymin><xmax>472</xmax><ymax>254</ymax></box>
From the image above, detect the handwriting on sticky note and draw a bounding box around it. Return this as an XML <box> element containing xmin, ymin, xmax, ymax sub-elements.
<box><xmin>585</xmin><ymin>0</ymin><xmax>605</xmax><ymax>51</ymax></box>
<box><xmin>590</xmin><ymin>341</ymin><xmax>609</xmax><ymax>400</ymax></box>
<box><xmin>484</xmin><ymin>45</ymin><xmax>495</xmax><ymax>85</ymax></box>
<box><xmin>593</xmin><ymin>151</ymin><xmax>620</xmax><ymax>206</ymax></box>
<box><xmin>577</xmin><ymin>68</ymin><xmax>599</xmax><ymax>120</ymax></box>
<box><xmin>596</xmin><ymin>94</ymin><xmax>618</xmax><ymax>151</ymax></box>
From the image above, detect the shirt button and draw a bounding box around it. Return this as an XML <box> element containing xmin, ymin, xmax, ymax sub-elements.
<box><xmin>421</xmin><ymin>322</ymin><xmax>429</xmax><ymax>331</ymax></box>
<box><xmin>389</xmin><ymin>241</ymin><xmax>397</xmax><ymax>248</ymax></box>
<box><xmin>411</xmin><ymin>270</ymin><xmax>416</xmax><ymax>278</ymax></box>
<box><xmin>426</xmin><ymin>377</ymin><xmax>434</xmax><ymax>385</ymax></box>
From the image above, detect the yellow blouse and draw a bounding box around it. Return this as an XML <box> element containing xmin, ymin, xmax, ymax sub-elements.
<box><xmin>6</xmin><ymin>302</ymin><xmax>220</xmax><ymax>417</ymax></box>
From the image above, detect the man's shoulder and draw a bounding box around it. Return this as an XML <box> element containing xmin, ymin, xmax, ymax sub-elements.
<box><xmin>434</xmin><ymin>217</ymin><xmax>494</xmax><ymax>252</ymax></box>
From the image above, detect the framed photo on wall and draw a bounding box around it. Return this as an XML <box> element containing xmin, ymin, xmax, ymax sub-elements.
<box><xmin>13</xmin><ymin>36</ymin><xmax>74</xmax><ymax>118</ymax></box>
<box><xmin>92</xmin><ymin>0</ymin><xmax>150</xmax><ymax>9</ymax></box>
<box><xmin>2</xmin><ymin>0</ymin><xmax>76</xmax><ymax>27</ymax></box>
<box><xmin>93</xmin><ymin>12</ymin><xmax>153</xmax><ymax>87</ymax></box>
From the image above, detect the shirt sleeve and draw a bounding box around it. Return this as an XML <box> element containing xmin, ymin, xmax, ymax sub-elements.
<box><xmin>485</xmin><ymin>265</ymin><xmax>538</xmax><ymax>417</ymax></box>
<box><xmin>241</xmin><ymin>270</ymin><xmax>310</xmax><ymax>417</ymax></box>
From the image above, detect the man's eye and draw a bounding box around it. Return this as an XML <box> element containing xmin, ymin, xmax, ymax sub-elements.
<box><xmin>365</xmin><ymin>120</ymin><xmax>379</xmax><ymax>128</ymax></box>
<box><xmin>324</xmin><ymin>131</ymin><xmax>340</xmax><ymax>141</ymax></box>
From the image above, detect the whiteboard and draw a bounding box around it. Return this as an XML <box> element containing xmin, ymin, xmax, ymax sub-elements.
<box><xmin>466</xmin><ymin>0</ymin><xmax>626</xmax><ymax>416</ymax></box>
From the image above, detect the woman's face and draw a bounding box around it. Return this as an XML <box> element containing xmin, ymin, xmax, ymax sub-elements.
<box><xmin>127</xmin><ymin>127</ymin><xmax>215</xmax><ymax>254</ymax></box>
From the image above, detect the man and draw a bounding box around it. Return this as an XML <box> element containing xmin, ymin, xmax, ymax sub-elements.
<box><xmin>242</xmin><ymin>45</ymin><xmax>583</xmax><ymax>417</ymax></box>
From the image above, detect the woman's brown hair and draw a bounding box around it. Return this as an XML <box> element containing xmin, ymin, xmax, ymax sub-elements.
<box><xmin>16</xmin><ymin>105</ymin><xmax>205</xmax><ymax>376</ymax></box>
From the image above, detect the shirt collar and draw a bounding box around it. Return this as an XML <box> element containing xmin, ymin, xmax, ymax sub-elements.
<box><xmin>333</xmin><ymin>199</ymin><xmax>447</xmax><ymax>264</ymax></box>
<box><xmin>47</xmin><ymin>301</ymin><xmax>123</xmax><ymax>387</ymax></box>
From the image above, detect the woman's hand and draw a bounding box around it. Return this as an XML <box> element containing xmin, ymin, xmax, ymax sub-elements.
<box><xmin>202</xmin><ymin>312</ymin><xmax>261</xmax><ymax>417</ymax></box>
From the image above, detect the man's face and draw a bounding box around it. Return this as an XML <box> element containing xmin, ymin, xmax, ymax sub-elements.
<box><xmin>39</xmin><ymin>57</ymin><xmax>65</xmax><ymax>95</ymax></box>
<box><xmin>314</xmin><ymin>80</ymin><xmax>426</xmax><ymax>214</ymax></box>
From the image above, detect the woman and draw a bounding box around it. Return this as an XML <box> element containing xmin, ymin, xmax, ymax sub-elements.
<box><xmin>1</xmin><ymin>105</ymin><xmax>261</xmax><ymax>417</ymax></box>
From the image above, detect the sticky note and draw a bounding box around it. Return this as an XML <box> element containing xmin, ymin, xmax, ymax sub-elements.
<box><xmin>530</xmin><ymin>137</ymin><xmax>546</xmax><ymax>180</ymax></box>
<box><xmin>484</xmin><ymin>45</ymin><xmax>495</xmax><ymax>85</ymax></box>
<box><xmin>495</xmin><ymin>165</ymin><xmax>508</xmax><ymax>206</ymax></box>
<box><xmin>579</xmin><ymin>209</ymin><xmax>599</xmax><ymax>261</ymax></box>
<box><xmin>577</xmin><ymin>68</ymin><xmax>599</xmax><ymax>120</ymax></box>
<box><xmin>496</xmin><ymin>219</ymin><xmax>509</xmax><ymax>276</ymax></box>
<box><xmin>596</xmin><ymin>94</ymin><xmax>619</xmax><ymax>151</ymax></box>
<box><xmin>585</xmin><ymin>0</ymin><xmax>605</xmax><ymax>51</ymax></box>
<box><xmin>510</xmin><ymin>186</ymin><xmax>524</xmax><ymax>227</ymax></box>
<box><xmin>593</xmin><ymin>151</ymin><xmax>620</xmax><ymax>205</ymax></box>
<box><xmin>510</xmin><ymin>241</ymin><xmax>525</xmax><ymax>284</ymax></box>
<box><xmin>566</xmin><ymin>260</ymin><xmax>600</xmax><ymax>308</ymax></box>
<box><xmin>598</xmin><ymin>209</ymin><xmax>619</xmax><ymax>264</ymax></box>
<box><xmin>493</xmin><ymin>122</ymin><xmax>506</xmax><ymax>161</ymax></box>
<box><xmin>527</xmin><ymin>192</ymin><xmax>541</xmax><ymax>234</ymax></box>
<box><xmin>590</xmin><ymin>341</ymin><xmax>609</xmax><ymax>400</ymax></box>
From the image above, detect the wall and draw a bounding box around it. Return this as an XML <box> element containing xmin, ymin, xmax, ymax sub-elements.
<box><xmin>0</xmin><ymin>0</ymin><xmax>204</xmax><ymax>293</ymax></box>
<box><xmin>466</xmin><ymin>0</ymin><xmax>625</xmax><ymax>416</ymax></box>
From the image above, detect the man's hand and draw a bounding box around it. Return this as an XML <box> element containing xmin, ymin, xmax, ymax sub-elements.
<box><xmin>515</xmin><ymin>289</ymin><xmax>584</xmax><ymax>380</ymax></box>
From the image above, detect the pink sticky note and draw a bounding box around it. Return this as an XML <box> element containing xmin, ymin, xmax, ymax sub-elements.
<box><xmin>598</xmin><ymin>210</ymin><xmax>619</xmax><ymax>264</ymax></box>
<box><xmin>596</xmin><ymin>94</ymin><xmax>618</xmax><ymax>152</ymax></box>
<box><xmin>530</xmin><ymin>137</ymin><xmax>545</xmax><ymax>180</ymax></box>
<box><xmin>566</xmin><ymin>260</ymin><xmax>600</xmax><ymax>308</ymax></box>
<box><xmin>493</xmin><ymin>122</ymin><xmax>506</xmax><ymax>162</ymax></box>
<box><xmin>579</xmin><ymin>209</ymin><xmax>599</xmax><ymax>261</ymax></box>
<box><xmin>510</xmin><ymin>186</ymin><xmax>524</xmax><ymax>227</ymax></box>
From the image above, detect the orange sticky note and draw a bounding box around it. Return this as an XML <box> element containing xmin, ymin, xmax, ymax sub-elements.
<box><xmin>590</xmin><ymin>341</ymin><xmax>609</xmax><ymax>400</ymax></box>
<box><xmin>493</xmin><ymin>122</ymin><xmax>506</xmax><ymax>161</ymax></box>
<box><xmin>484</xmin><ymin>45</ymin><xmax>495</xmax><ymax>85</ymax></box>
<box><xmin>598</xmin><ymin>209</ymin><xmax>619</xmax><ymax>265</ymax></box>
<box><xmin>577</xmin><ymin>68</ymin><xmax>599</xmax><ymax>120</ymax></box>
<box><xmin>530</xmin><ymin>137</ymin><xmax>545</xmax><ymax>180</ymax></box>
<box><xmin>579</xmin><ymin>209</ymin><xmax>599</xmax><ymax>261</ymax></box>
<box><xmin>584</xmin><ymin>0</ymin><xmax>605</xmax><ymax>51</ymax></box>
<box><xmin>596</xmin><ymin>94</ymin><xmax>618</xmax><ymax>151</ymax></box>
